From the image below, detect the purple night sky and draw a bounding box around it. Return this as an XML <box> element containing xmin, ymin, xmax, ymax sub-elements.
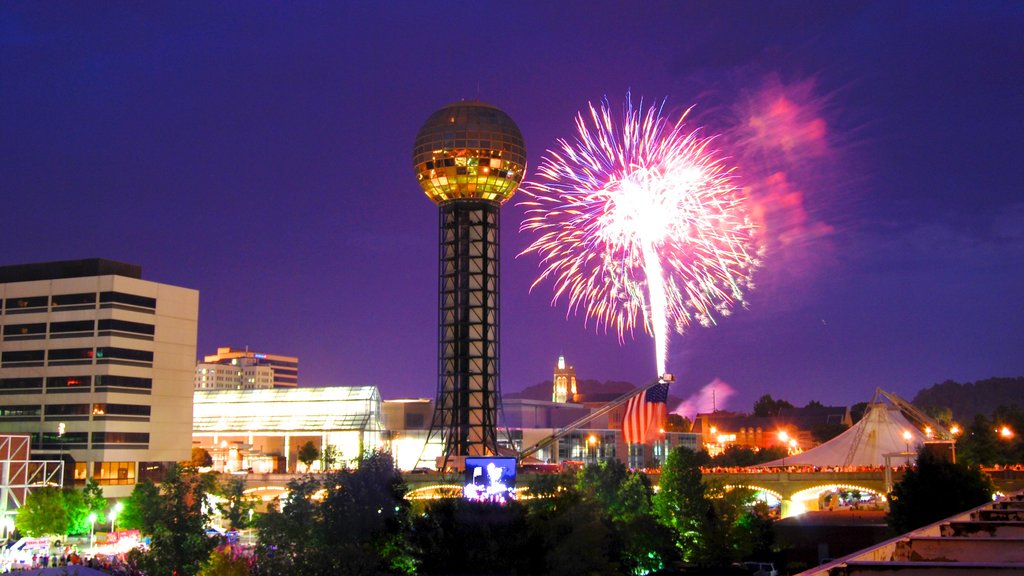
<box><xmin>3</xmin><ymin>2</ymin><xmax>1022</xmax><ymax>413</ymax></box>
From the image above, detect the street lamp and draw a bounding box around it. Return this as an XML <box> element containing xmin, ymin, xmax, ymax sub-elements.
<box><xmin>587</xmin><ymin>434</ymin><xmax>598</xmax><ymax>465</ymax></box>
<box><xmin>950</xmin><ymin>424</ymin><xmax>961</xmax><ymax>436</ymax></box>
<box><xmin>109</xmin><ymin>501</ymin><xmax>123</xmax><ymax>533</ymax></box>
<box><xmin>999</xmin><ymin>425</ymin><xmax>1014</xmax><ymax>440</ymax></box>
<box><xmin>902</xmin><ymin>430</ymin><xmax>913</xmax><ymax>465</ymax></box>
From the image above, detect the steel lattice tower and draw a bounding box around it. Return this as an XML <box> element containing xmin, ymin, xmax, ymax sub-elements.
<box><xmin>413</xmin><ymin>101</ymin><xmax>526</xmax><ymax>468</ymax></box>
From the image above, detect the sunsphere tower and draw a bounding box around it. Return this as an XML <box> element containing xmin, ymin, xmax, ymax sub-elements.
<box><xmin>413</xmin><ymin>101</ymin><xmax>526</xmax><ymax>468</ymax></box>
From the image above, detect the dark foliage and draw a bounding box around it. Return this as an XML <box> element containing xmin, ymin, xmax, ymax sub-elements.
<box><xmin>912</xmin><ymin>377</ymin><xmax>1024</xmax><ymax>422</ymax></box>
<box><xmin>887</xmin><ymin>449</ymin><xmax>994</xmax><ymax>533</ymax></box>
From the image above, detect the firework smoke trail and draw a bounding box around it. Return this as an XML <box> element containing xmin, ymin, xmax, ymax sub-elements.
<box><xmin>519</xmin><ymin>95</ymin><xmax>761</xmax><ymax>377</ymax></box>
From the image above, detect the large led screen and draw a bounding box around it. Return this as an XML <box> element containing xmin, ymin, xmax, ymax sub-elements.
<box><xmin>463</xmin><ymin>456</ymin><xmax>517</xmax><ymax>503</ymax></box>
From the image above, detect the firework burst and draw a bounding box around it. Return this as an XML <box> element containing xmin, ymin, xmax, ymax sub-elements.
<box><xmin>519</xmin><ymin>95</ymin><xmax>762</xmax><ymax>376</ymax></box>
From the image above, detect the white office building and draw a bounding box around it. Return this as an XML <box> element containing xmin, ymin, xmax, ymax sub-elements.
<box><xmin>0</xmin><ymin>259</ymin><xmax>198</xmax><ymax>496</ymax></box>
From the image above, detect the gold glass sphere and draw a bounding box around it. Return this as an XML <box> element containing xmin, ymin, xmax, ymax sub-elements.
<box><xmin>413</xmin><ymin>101</ymin><xmax>526</xmax><ymax>205</ymax></box>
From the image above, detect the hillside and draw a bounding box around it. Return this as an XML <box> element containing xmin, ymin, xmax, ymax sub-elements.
<box><xmin>912</xmin><ymin>376</ymin><xmax>1024</xmax><ymax>421</ymax></box>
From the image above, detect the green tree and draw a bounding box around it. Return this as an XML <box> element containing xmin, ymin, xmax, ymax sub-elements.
<box><xmin>576</xmin><ymin>460</ymin><xmax>674</xmax><ymax>574</ymax></box>
<box><xmin>15</xmin><ymin>487</ymin><xmax>69</xmax><ymax>537</ymax></box>
<box><xmin>130</xmin><ymin>465</ymin><xmax>217</xmax><ymax>576</ymax></box>
<box><xmin>255</xmin><ymin>451</ymin><xmax>415</xmax><ymax>575</ymax></box>
<box><xmin>887</xmin><ymin>449</ymin><xmax>994</xmax><ymax>533</ymax></box>
<box><xmin>199</xmin><ymin>548</ymin><xmax>250</xmax><ymax>576</ymax></box>
<box><xmin>254</xmin><ymin>476</ymin><xmax>321</xmax><ymax>574</ymax></box>
<box><xmin>321</xmin><ymin>443</ymin><xmax>340</xmax><ymax>470</ymax></box>
<box><xmin>297</xmin><ymin>440</ymin><xmax>320</xmax><ymax>472</ymax></box>
<box><xmin>957</xmin><ymin>414</ymin><xmax>1000</xmax><ymax>466</ymax></box>
<box><xmin>218</xmin><ymin>476</ymin><xmax>257</xmax><ymax>529</ymax></box>
<box><xmin>62</xmin><ymin>489</ymin><xmax>92</xmax><ymax>535</ymax></box>
<box><xmin>654</xmin><ymin>447</ymin><xmax>714</xmax><ymax>564</ymax></box>
<box><xmin>82</xmin><ymin>477</ymin><xmax>107</xmax><ymax>517</ymax></box>
<box><xmin>191</xmin><ymin>447</ymin><xmax>214</xmax><ymax>468</ymax></box>
<box><xmin>654</xmin><ymin>447</ymin><xmax>768</xmax><ymax>568</ymax></box>
<box><xmin>118</xmin><ymin>479</ymin><xmax>162</xmax><ymax>533</ymax></box>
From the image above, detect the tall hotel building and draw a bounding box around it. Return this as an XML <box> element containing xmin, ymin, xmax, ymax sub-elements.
<box><xmin>0</xmin><ymin>259</ymin><xmax>198</xmax><ymax>495</ymax></box>
<box><xmin>195</xmin><ymin>346</ymin><xmax>298</xmax><ymax>389</ymax></box>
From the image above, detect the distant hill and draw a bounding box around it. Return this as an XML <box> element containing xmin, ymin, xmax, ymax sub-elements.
<box><xmin>506</xmin><ymin>379</ymin><xmax>684</xmax><ymax>411</ymax></box>
<box><xmin>506</xmin><ymin>379</ymin><xmax>635</xmax><ymax>401</ymax></box>
<box><xmin>912</xmin><ymin>377</ymin><xmax>1024</xmax><ymax>421</ymax></box>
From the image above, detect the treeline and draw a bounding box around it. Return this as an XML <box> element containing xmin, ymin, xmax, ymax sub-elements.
<box><xmin>101</xmin><ymin>449</ymin><xmax>776</xmax><ymax>576</ymax></box>
<box><xmin>912</xmin><ymin>377</ymin><xmax>1024</xmax><ymax>421</ymax></box>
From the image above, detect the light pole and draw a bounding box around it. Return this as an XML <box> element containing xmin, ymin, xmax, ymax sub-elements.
<box><xmin>108</xmin><ymin>502</ymin><xmax>123</xmax><ymax>533</ymax></box>
<box><xmin>587</xmin><ymin>434</ymin><xmax>598</xmax><ymax>465</ymax></box>
<box><xmin>88</xmin><ymin>512</ymin><xmax>97</xmax><ymax>551</ymax></box>
<box><xmin>778</xmin><ymin>430</ymin><xmax>789</xmax><ymax>467</ymax></box>
<box><xmin>902</xmin><ymin>430</ymin><xmax>913</xmax><ymax>465</ymax></box>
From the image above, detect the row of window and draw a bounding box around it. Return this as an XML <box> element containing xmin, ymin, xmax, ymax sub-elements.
<box><xmin>3</xmin><ymin>318</ymin><xmax>155</xmax><ymax>340</ymax></box>
<box><xmin>2</xmin><ymin>291</ymin><xmax>156</xmax><ymax>313</ymax></box>
<box><xmin>0</xmin><ymin>403</ymin><xmax>151</xmax><ymax>417</ymax></box>
<box><xmin>30</xmin><ymin>431</ymin><xmax>150</xmax><ymax>447</ymax></box>
<box><xmin>1</xmin><ymin>346</ymin><xmax>153</xmax><ymax>367</ymax></box>
<box><xmin>0</xmin><ymin>375</ymin><xmax>152</xmax><ymax>391</ymax></box>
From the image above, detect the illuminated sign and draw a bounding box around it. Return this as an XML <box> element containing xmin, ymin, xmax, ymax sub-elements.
<box><xmin>463</xmin><ymin>457</ymin><xmax>517</xmax><ymax>503</ymax></box>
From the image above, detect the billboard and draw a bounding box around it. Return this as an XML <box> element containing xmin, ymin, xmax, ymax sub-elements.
<box><xmin>462</xmin><ymin>456</ymin><xmax>517</xmax><ymax>503</ymax></box>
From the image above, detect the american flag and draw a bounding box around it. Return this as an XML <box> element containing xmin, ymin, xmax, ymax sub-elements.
<box><xmin>622</xmin><ymin>382</ymin><xmax>670</xmax><ymax>445</ymax></box>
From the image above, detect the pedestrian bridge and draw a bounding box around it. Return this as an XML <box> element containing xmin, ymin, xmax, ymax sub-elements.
<box><xmin>231</xmin><ymin>468</ymin><xmax>1024</xmax><ymax>519</ymax></box>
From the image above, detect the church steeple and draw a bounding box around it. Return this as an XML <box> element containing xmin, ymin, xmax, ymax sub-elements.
<box><xmin>552</xmin><ymin>355</ymin><xmax>577</xmax><ymax>403</ymax></box>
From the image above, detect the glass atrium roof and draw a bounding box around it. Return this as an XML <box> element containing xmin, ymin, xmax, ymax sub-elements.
<box><xmin>193</xmin><ymin>386</ymin><xmax>382</xmax><ymax>433</ymax></box>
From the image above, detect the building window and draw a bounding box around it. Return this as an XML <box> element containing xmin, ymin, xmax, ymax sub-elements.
<box><xmin>0</xmin><ymin>377</ymin><xmax>43</xmax><ymax>391</ymax></box>
<box><xmin>49</xmin><ymin>320</ymin><xmax>96</xmax><ymax>338</ymax></box>
<box><xmin>93</xmin><ymin>461</ymin><xmax>136</xmax><ymax>485</ymax></box>
<box><xmin>44</xmin><ymin>403</ymin><xmax>90</xmax><ymax>416</ymax></box>
<box><xmin>95</xmin><ymin>347</ymin><xmax>153</xmax><ymax>366</ymax></box>
<box><xmin>46</xmin><ymin>376</ymin><xmax>92</xmax><ymax>391</ymax></box>
<box><xmin>97</xmin><ymin>319</ymin><xmax>155</xmax><ymax>338</ymax></box>
<box><xmin>51</xmin><ymin>293</ymin><xmax>97</xmax><ymax>309</ymax></box>
<box><xmin>91</xmin><ymin>432</ymin><xmax>149</xmax><ymax>448</ymax></box>
<box><xmin>94</xmin><ymin>375</ymin><xmax>152</xmax><ymax>392</ymax></box>
<box><xmin>35</xmin><ymin>431</ymin><xmax>88</xmax><ymax>449</ymax></box>
<box><xmin>3</xmin><ymin>296</ymin><xmax>48</xmax><ymax>313</ymax></box>
<box><xmin>91</xmin><ymin>403</ymin><xmax>151</xmax><ymax>420</ymax></box>
<box><xmin>99</xmin><ymin>291</ymin><xmax>156</xmax><ymax>312</ymax></box>
<box><xmin>47</xmin><ymin>348</ymin><xmax>96</xmax><ymax>365</ymax></box>
<box><xmin>0</xmin><ymin>404</ymin><xmax>41</xmax><ymax>420</ymax></box>
<box><xmin>1</xmin><ymin>349</ymin><xmax>45</xmax><ymax>367</ymax></box>
<box><xmin>2</xmin><ymin>322</ymin><xmax>47</xmax><ymax>340</ymax></box>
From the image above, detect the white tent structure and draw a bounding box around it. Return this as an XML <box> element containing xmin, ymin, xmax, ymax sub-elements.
<box><xmin>760</xmin><ymin>393</ymin><xmax>933</xmax><ymax>468</ymax></box>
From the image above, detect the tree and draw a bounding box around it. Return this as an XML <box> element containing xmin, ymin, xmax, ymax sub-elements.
<box><xmin>15</xmin><ymin>486</ymin><xmax>69</xmax><ymax>537</ymax></box>
<box><xmin>218</xmin><ymin>476</ymin><xmax>257</xmax><ymax>529</ymax></box>
<box><xmin>887</xmin><ymin>449</ymin><xmax>994</xmax><ymax>533</ymax></box>
<box><xmin>118</xmin><ymin>479</ymin><xmax>162</xmax><ymax>533</ymax></box>
<box><xmin>62</xmin><ymin>489</ymin><xmax>92</xmax><ymax>536</ymax></box>
<box><xmin>199</xmin><ymin>548</ymin><xmax>250</xmax><ymax>576</ymax></box>
<box><xmin>130</xmin><ymin>465</ymin><xmax>217</xmax><ymax>576</ymax></box>
<box><xmin>654</xmin><ymin>447</ymin><xmax>768</xmax><ymax>569</ymax></box>
<box><xmin>752</xmin><ymin>394</ymin><xmax>793</xmax><ymax>417</ymax></box>
<box><xmin>82</xmin><ymin>477</ymin><xmax>107</xmax><ymax>518</ymax></box>
<box><xmin>811</xmin><ymin>422</ymin><xmax>848</xmax><ymax>444</ymax></box>
<box><xmin>665</xmin><ymin>413</ymin><xmax>692</xmax><ymax>432</ymax></box>
<box><xmin>321</xmin><ymin>443</ymin><xmax>340</xmax><ymax>471</ymax></box>
<box><xmin>255</xmin><ymin>450</ymin><xmax>416</xmax><ymax>575</ymax></box>
<box><xmin>191</xmin><ymin>447</ymin><xmax>213</xmax><ymax>468</ymax></box>
<box><xmin>654</xmin><ymin>447</ymin><xmax>714</xmax><ymax>564</ymax></box>
<box><xmin>297</xmin><ymin>440</ymin><xmax>320</xmax><ymax>472</ymax></box>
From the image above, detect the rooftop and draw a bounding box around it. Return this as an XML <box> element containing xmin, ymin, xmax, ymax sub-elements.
<box><xmin>0</xmin><ymin>258</ymin><xmax>142</xmax><ymax>283</ymax></box>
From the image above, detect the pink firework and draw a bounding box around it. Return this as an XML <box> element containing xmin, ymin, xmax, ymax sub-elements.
<box><xmin>519</xmin><ymin>95</ymin><xmax>762</xmax><ymax>376</ymax></box>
